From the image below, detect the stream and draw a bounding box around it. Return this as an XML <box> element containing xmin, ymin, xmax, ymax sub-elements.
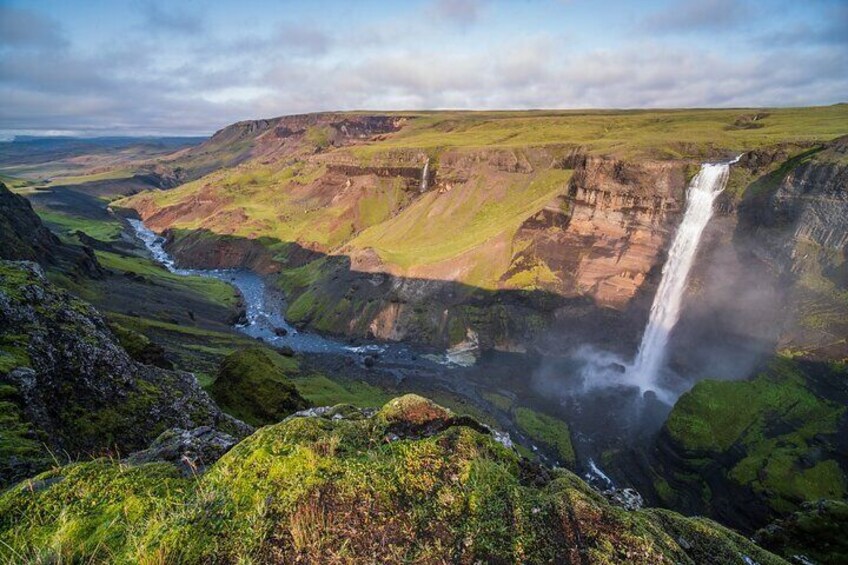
<box><xmin>127</xmin><ymin>219</ymin><xmax>464</xmax><ymax>368</ymax></box>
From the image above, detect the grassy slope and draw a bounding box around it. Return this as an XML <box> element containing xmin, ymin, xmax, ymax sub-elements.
<box><xmin>95</xmin><ymin>250</ymin><xmax>240</xmax><ymax>308</ymax></box>
<box><xmin>37</xmin><ymin>209</ymin><xmax>125</xmax><ymax>242</ymax></box>
<box><xmin>351</xmin><ymin>169</ymin><xmax>571</xmax><ymax>283</ymax></box>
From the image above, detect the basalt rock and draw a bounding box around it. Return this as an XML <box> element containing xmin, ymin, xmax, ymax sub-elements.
<box><xmin>0</xmin><ymin>260</ymin><xmax>250</xmax><ymax>488</ymax></box>
<box><xmin>126</xmin><ymin>426</ymin><xmax>239</xmax><ymax>476</ymax></box>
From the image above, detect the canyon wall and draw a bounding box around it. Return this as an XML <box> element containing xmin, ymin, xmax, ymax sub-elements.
<box><xmin>129</xmin><ymin>148</ymin><xmax>689</xmax><ymax>352</ymax></box>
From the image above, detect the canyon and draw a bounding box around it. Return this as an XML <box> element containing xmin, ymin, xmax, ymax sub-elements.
<box><xmin>1</xmin><ymin>107</ymin><xmax>846</xmax><ymax>563</ymax></box>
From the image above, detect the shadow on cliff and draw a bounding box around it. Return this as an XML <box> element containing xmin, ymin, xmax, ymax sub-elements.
<box><xmin>140</xmin><ymin>221</ymin><xmax>783</xmax><ymax>401</ymax></box>
<box><xmin>148</xmin><ymin>226</ymin><xmax>640</xmax><ymax>352</ymax></box>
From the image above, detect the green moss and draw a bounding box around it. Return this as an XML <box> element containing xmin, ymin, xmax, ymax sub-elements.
<box><xmin>0</xmin><ymin>262</ymin><xmax>34</xmax><ymax>301</ymax></box>
<box><xmin>0</xmin><ymin>396</ymin><xmax>789</xmax><ymax>563</ymax></box>
<box><xmin>0</xmin><ymin>335</ymin><xmax>30</xmax><ymax>373</ymax></box>
<box><xmin>0</xmin><ymin>384</ymin><xmax>52</xmax><ymax>487</ymax></box>
<box><xmin>289</xmin><ymin>373</ymin><xmax>393</xmax><ymax>408</ymax></box>
<box><xmin>503</xmin><ymin>259</ymin><xmax>561</xmax><ymax>290</ymax></box>
<box><xmin>210</xmin><ymin>347</ymin><xmax>310</xmax><ymax>426</ymax></box>
<box><xmin>513</xmin><ymin>406</ymin><xmax>576</xmax><ymax>466</ymax></box>
<box><xmin>60</xmin><ymin>379</ymin><xmax>166</xmax><ymax>449</ymax></box>
<box><xmin>481</xmin><ymin>391</ymin><xmax>513</xmax><ymax>412</ymax></box>
<box><xmin>755</xmin><ymin>500</ymin><xmax>848</xmax><ymax>564</ymax></box>
<box><xmin>664</xmin><ymin>357</ymin><xmax>847</xmax><ymax>514</ymax></box>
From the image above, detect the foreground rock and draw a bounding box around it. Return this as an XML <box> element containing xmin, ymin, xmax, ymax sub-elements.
<box><xmin>0</xmin><ymin>394</ymin><xmax>788</xmax><ymax>563</ymax></box>
<box><xmin>0</xmin><ymin>260</ymin><xmax>250</xmax><ymax>488</ymax></box>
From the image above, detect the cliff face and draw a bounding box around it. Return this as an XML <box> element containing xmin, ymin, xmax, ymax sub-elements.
<box><xmin>0</xmin><ymin>182</ymin><xmax>102</xmax><ymax>278</ymax></box>
<box><xmin>124</xmin><ymin>145</ymin><xmax>688</xmax><ymax>351</ymax></box>
<box><xmin>0</xmin><ymin>260</ymin><xmax>250</xmax><ymax>487</ymax></box>
<box><xmin>737</xmin><ymin>138</ymin><xmax>848</xmax><ymax>358</ymax></box>
<box><xmin>504</xmin><ymin>156</ymin><xmax>686</xmax><ymax>309</ymax></box>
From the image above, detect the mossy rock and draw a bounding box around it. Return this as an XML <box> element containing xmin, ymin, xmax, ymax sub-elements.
<box><xmin>210</xmin><ymin>347</ymin><xmax>311</xmax><ymax>426</ymax></box>
<box><xmin>656</xmin><ymin>356</ymin><xmax>847</xmax><ymax>527</ymax></box>
<box><xmin>378</xmin><ymin>393</ymin><xmax>454</xmax><ymax>426</ymax></box>
<box><xmin>0</xmin><ymin>395</ymin><xmax>789</xmax><ymax>564</ymax></box>
<box><xmin>755</xmin><ymin>499</ymin><xmax>848</xmax><ymax>564</ymax></box>
<box><xmin>0</xmin><ymin>260</ymin><xmax>249</xmax><ymax>487</ymax></box>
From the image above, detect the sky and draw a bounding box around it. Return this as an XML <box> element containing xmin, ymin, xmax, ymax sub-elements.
<box><xmin>1</xmin><ymin>0</ymin><xmax>846</xmax><ymax>136</ymax></box>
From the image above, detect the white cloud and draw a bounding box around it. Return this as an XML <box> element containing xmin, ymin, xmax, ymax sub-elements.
<box><xmin>0</xmin><ymin>1</ymin><xmax>845</xmax><ymax>135</ymax></box>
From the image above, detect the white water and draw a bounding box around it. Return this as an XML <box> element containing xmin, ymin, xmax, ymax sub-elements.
<box><xmin>629</xmin><ymin>158</ymin><xmax>738</xmax><ymax>393</ymax></box>
<box><xmin>420</xmin><ymin>158</ymin><xmax>429</xmax><ymax>192</ymax></box>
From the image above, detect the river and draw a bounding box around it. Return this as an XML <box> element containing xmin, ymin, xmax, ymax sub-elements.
<box><xmin>127</xmin><ymin>218</ymin><xmax>466</xmax><ymax>368</ymax></box>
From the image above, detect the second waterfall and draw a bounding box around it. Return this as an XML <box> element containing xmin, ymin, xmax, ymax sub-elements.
<box><xmin>629</xmin><ymin>157</ymin><xmax>739</xmax><ymax>395</ymax></box>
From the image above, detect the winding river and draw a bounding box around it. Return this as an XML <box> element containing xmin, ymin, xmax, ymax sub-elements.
<box><xmin>127</xmin><ymin>219</ymin><xmax>461</xmax><ymax>367</ymax></box>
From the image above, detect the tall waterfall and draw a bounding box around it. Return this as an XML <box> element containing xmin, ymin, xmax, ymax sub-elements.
<box><xmin>629</xmin><ymin>158</ymin><xmax>738</xmax><ymax>393</ymax></box>
<box><xmin>420</xmin><ymin>158</ymin><xmax>430</xmax><ymax>192</ymax></box>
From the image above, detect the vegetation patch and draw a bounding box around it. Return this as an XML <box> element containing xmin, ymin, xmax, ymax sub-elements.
<box><xmin>664</xmin><ymin>357</ymin><xmax>847</xmax><ymax>514</ymax></box>
<box><xmin>513</xmin><ymin>406</ymin><xmax>576</xmax><ymax>466</ymax></box>
<box><xmin>210</xmin><ymin>347</ymin><xmax>310</xmax><ymax>426</ymax></box>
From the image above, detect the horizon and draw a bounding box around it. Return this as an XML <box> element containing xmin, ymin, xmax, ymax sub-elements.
<box><xmin>3</xmin><ymin>103</ymin><xmax>846</xmax><ymax>140</ymax></box>
<box><xmin>2</xmin><ymin>0</ymin><xmax>846</xmax><ymax>137</ymax></box>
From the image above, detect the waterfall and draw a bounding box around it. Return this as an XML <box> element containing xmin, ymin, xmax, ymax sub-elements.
<box><xmin>420</xmin><ymin>158</ymin><xmax>429</xmax><ymax>192</ymax></box>
<box><xmin>629</xmin><ymin>157</ymin><xmax>739</xmax><ymax>393</ymax></box>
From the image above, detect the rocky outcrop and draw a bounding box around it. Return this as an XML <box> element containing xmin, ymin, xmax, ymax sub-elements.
<box><xmin>0</xmin><ymin>182</ymin><xmax>102</xmax><ymax>278</ymax></box>
<box><xmin>645</xmin><ymin>357</ymin><xmax>847</xmax><ymax>534</ymax></box>
<box><xmin>126</xmin><ymin>426</ymin><xmax>240</xmax><ymax>477</ymax></box>
<box><xmin>0</xmin><ymin>260</ymin><xmax>250</xmax><ymax>487</ymax></box>
<box><xmin>755</xmin><ymin>499</ymin><xmax>848</xmax><ymax>565</ymax></box>
<box><xmin>209</xmin><ymin>347</ymin><xmax>311</xmax><ymax>427</ymax></box>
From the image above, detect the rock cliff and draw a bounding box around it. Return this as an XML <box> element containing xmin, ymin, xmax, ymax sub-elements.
<box><xmin>0</xmin><ymin>182</ymin><xmax>102</xmax><ymax>278</ymax></box>
<box><xmin>0</xmin><ymin>260</ymin><xmax>250</xmax><ymax>488</ymax></box>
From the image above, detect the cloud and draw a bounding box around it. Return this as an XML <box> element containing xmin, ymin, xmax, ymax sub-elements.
<box><xmin>0</xmin><ymin>7</ymin><xmax>67</xmax><ymax>48</ymax></box>
<box><xmin>273</xmin><ymin>23</ymin><xmax>333</xmax><ymax>55</ymax></box>
<box><xmin>139</xmin><ymin>1</ymin><xmax>203</xmax><ymax>34</ymax></box>
<box><xmin>428</xmin><ymin>0</ymin><xmax>486</xmax><ymax>26</ymax></box>
<box><xmin>0</xmin><ymin>1</ymin><xmax>846</xmax><ymax>136</ymax></box>
<box><xmin>755</xmin><ymin>4</ymin><xmax>848</xmax><ymax>47</ymax></box>
<box><xmin>641</xmin><ymin>0</ymin><xmax>750</xmax><ymax>33</ymax></box>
